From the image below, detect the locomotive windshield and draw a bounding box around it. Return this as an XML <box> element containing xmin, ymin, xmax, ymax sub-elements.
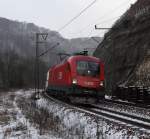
<box><xmin>77</xmin><ymin>61</ymin><xmax>100</xmax><ymax>77</ymax></box>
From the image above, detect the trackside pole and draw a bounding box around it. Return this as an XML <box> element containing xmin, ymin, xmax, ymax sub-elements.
<box><xmin>34</xmin><ymin>33</ymin><xmax>48</xmax><ymax>99</ymax></box>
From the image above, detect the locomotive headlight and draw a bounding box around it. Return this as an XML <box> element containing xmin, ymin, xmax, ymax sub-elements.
<box><xmin>72</xmin><ymin>78</ymin><xmax>77</xmax><ymax>84</ymax></box>
<box><xmin>100</xmin><ymin>81</ymin><xmax>104</xmax><ymax>86</ymax></box>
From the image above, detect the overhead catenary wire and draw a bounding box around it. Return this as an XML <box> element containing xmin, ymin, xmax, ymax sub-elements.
<box><xmin>58</xmin><ymin>0</ymin><xmax>98</xmax><ymax>32</ymax></box>
<box><xmin>38</xmin><ymin>43</ymin><xmax>60</xmax><ymax>57</ymax></box>
<box><xmin>74</xmin><ymin>16</ymin><xmax>120</xmax><ymax>37</ymax></box>
<box><xmin>68</xmin><ymin>0</ymin><xmax>132</xmax><ymax>38</ymax></box>
<box><xmin>35</xmin><ymin>1</ymin><xmax>135</xmax><ymax>60</ymax></box>
<box><xmin>95</xmin><ymin>0</ymin><xmax>132</xmax><ymax>23</ymax></box>
<box><xmin>95</xmin><ymin>16</ymin><xmax>121</xmax><ymax>26</ymax></box>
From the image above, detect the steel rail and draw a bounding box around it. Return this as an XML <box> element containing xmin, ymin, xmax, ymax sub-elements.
<box><xmin>82</xmin><ymin>107</ymin><xmax>150</xmax><ymax>130</ymax></box>
<box><xmin>103</xmin><ymin>99</ymin><xmax>150</xmax><ymax>109</ymax></box>
<box><xmin>42</xmin><ymin>92</ymin><xmax>150</xmax><ymax>130</ymax></box>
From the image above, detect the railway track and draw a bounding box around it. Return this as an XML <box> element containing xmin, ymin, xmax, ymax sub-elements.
<box><xmin>42</xmin><ymin>91</ymin><xmax>150</xmax><ymax>131</ymax></box>
<box><xmin>103</xmin><ymin>99</ymin><xmax>150</xmax><ymax>109</ymax></box>
<box><xmin>77</xmin><ymin>104</ymin><xmax>150</xmax><ymax>130</ymax></box>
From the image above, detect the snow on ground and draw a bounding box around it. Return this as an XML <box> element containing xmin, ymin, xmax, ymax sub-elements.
<box><xmin>0</xmin><ymin>89</ymin><xmax>150</xmax><ymax>139</ymax></box>
<box><xmin>35</xmin><ymin>95</ymin><xmax>150</xmax><ymax>139</ymax></box>
<box><xmin>0</xmin><ymin>90</ymin><xmax>60</xmax><ymax>139</ymax></box>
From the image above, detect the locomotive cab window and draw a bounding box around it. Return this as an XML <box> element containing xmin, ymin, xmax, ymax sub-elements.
<box><xmin>77</xmin><ymin>61</ymin><xmax>100</xmax><ymax>77</ymax></box>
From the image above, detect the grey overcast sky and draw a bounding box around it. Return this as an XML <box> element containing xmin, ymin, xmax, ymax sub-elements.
<box><xmin>0</xmin><ymin>0</ymin><xmax>137</xmax><ymax>38</ymax></box>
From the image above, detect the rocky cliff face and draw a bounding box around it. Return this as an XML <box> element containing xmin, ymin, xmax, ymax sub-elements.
<box><xmin>94</xmin><ymin>0</ymin><xmax>150</xmax><ymax>92</ymax></box>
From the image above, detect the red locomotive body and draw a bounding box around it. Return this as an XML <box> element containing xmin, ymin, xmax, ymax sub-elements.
<box><xmin>46</xmin><ymin>55</ymin><xmax>105</xmax><ymax>100</ymax></box>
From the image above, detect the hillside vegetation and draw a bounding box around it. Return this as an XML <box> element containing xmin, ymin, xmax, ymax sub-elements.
<box><xmin>0</xmin><ymin>17</ymin><xmax>101</xmax><ymax>89</ymax></box>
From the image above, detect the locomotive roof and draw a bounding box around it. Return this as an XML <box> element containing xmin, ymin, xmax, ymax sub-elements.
<box><xmin>49</xmin><ymin>55</ymin><xmax>102</xmax><ymax>70</ymax></box>
<box><xmin>67</xmin><ymin>55</ymin><xmax>101</xmax><ymax>62</ymax></box>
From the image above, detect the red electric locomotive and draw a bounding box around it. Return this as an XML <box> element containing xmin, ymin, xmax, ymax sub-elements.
<box><xmin>45</xmin><ymin>52</ymin><xmax>105</xmax><ymax>102</ymax></box>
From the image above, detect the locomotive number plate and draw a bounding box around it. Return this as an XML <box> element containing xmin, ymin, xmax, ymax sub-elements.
<box><xmin>84</xmin><ymin>81</ymin><xmax>94</xmax><ymax>86</ymax></box>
